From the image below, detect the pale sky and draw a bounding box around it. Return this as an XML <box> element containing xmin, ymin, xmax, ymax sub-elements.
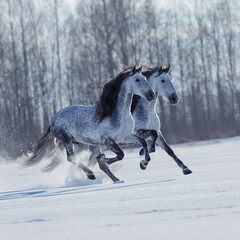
<box><xmin>64</xmin><ymin>0</ymin><xmax>193</xmax><ymax>13</ymax></box>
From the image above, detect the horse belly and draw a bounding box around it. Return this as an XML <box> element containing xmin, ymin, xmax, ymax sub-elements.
<box><xmin>72</xmin><ymin>125</ymin><xmax>103</xmax><ymax>145</ymax></box>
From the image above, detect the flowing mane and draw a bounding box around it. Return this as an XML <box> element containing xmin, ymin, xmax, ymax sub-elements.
<box><xmin>143</xmin><ymin>64</ymin><xmax>170</xmax><ymax>78</ymax></box>
<box><xmin>95</xmin><ymin>66</ymin><xmax>134</xmax><ymax>122</ymax></box>
<box><xmin>131</xmin><ymin>65</ymin><xmax>170</xmax><ymax>113</ymax></box>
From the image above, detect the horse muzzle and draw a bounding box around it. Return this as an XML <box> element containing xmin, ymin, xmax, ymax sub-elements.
<box><xmin>169</xmin><ymin>93</ymin><xmax>179</xmax><ymax>105</ymax></box>
<box><xmin>146</xmin><ymin>91</ymin><xmax>156</xmax><ymax>102</ymax></box>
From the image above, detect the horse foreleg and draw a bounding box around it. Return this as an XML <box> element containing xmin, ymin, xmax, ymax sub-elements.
<box><xmin>90</xmin><ymin>146</ymin><xmax>120</xmax><ymax>183</ymax></box>
<box><xmin>136</xmin><ymin>129</ymin><xmax>158</xmax><ymax>156</ymax></box>
<box><xmin>96</xmin><ymin>154</ymin><xmax>120</xmax><ymax>183</ymax></box>
<box><xmin>129</xmin><ymin>133</ymin><xmax>152</xmax><ymax>170</ymax></box>
<box><xmin>157</xmin><ymin>132</ymin><xmax>192</xmax><ymax>175</ymax></box>
<box><xmin>87</xmin><ymin>145</ymin><xmax>107</xmax><ymax>168</ymax></box>
<box><xmin>104</xmin><ymin>138</ymin><xmax>124</xmax><ymax>165</ymax></box>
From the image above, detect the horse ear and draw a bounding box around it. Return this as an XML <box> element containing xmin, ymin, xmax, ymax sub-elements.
<box><xmin>137</xmin><ymin>65</ymin><xmax>143</xmax><ymax>73</ymax></box>
<box><xmin>158</xmin><ymin>66</ymin><xmax>163</xmax><ymax>74</ymax></box>
<box><xmin>130</xmin><ymin>65</ymin><xmax>136</xmax><ymax>75</ymax></box>
<box><xmin>165</xmin><ymin>64</ymin><xmax>170</xmax><ymax>73</ymax></box>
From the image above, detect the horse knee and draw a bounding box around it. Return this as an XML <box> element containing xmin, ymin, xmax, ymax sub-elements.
<box><xmin>118</xmin><ymin>151</ymin><xmax>124</xmax><ymax>160</ymax></box>
<box><xmin>150</xmin><ymin>130</ymin><xmax>158</xmax><ymax>139</ymax></box>
<box><xmin>66</xmin><ymin>146</ymin><xmax>73</xmax><ymax>154</ymax></box>
<box><xmin>141</xmin><ymin>139</ymin><xmax>147</xmax><ymax>149</ymax></box>
<box><xmin>65</xmin><ymin>144</ymin><xmax>74</xmax><ymax>162</ymax></box>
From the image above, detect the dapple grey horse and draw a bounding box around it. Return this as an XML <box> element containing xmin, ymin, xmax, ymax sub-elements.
<box><xmin>22</xmin><ymin>65</ymin><xmax>156</xmax><ymax>183</ymax></box>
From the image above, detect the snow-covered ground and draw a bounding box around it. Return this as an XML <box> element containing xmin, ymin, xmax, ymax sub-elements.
<box><xmin>0</xmin><ymin>137</ymin><xmax>239</xmax><ymax>240</ymax></box>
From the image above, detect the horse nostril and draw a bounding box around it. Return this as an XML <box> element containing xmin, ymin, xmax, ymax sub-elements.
<box><xmin>148</xmin><ymin>91</ymin><xmax>156</xmax><ymax>100</ymax></box>
<box><xmin>170</xmin><ymin>94</ymin><xmax>179</xmax><ymax>104</ymax></box>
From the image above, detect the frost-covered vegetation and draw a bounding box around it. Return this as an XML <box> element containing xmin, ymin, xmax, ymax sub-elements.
<box><xmin>0</xmin><ymin>0</ymin><xmax>239</xmax><ymax>157</ymax></box>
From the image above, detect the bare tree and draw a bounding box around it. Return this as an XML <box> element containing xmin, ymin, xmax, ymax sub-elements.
<box><xmin>0</xmin><ymin>0</ymin><xmax>239</xmax><ymax>157</ymax></box>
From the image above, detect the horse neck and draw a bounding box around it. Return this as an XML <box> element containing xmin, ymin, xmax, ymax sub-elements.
<box><xmin>132</xmin><ymin>76</ymin><xmax>157</xmax><ymax>114</ymax></box>
<box><xmin>136</xmin><ymin>95</ymin><xmax>157</xmax><ymax>114</ymax></box>
<box><xmin>115</xmin><ymin>82</ymin><xmax>133</xmax><ymax>118</ymax></box>
<box><xmin>145</xmin><ymin>75</ymin><xmax>158</xmax><ymax>111</ymax></box>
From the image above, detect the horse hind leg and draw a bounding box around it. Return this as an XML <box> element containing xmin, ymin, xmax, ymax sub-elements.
<box><xmin>88</xmin><ymin>151</ymin><xmax>97</xmax><ymax>169</ymax></box>
<box><xmin>63</xmin><ymin>137</ymin><xmax>96</xmax><ymax>180</ymax></box>
<box><xmin>42</xmin><ymin>141</ymin><xmax>65</xmax><ymax>172</ymax></box>
<box><xmin>73</xmin><ymin>143</ymin><xmax>96</xmax><ymax>180</ymax></box>
<box><xmin>157</xmin><ymin>132</ymin><xmax>192</xmax><ymax>175</ymax></box>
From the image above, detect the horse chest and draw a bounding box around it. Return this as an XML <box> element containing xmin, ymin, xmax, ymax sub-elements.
<box><xmin>111</xmin><ymin>115</ymin><xmax>133</xmax><ymax>141</ymax></box>
<box><xmin>148</xmin><ymin>113</ymin><xmax>160</xmax><ymax>130</ymax></box>
<box><xmin>134</xmin><ymin>111</ymin><xmax>159</xmax><ymax>131</ymax></box>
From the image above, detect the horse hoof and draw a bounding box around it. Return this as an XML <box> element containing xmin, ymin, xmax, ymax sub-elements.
<box><xmin>139</xmin><ymin>148</ymin><xmax>144</xmax><ymax>156</ymax></box>
<box><xmin>149</xmin><ymin>147</ymin><xmax>156</xmax><ymax>154</ymax></box>
<box><xmin>183</xmin><ymin>167</ymin><xmax>192</xmax><ymax>175</ymax></box>
<box><xmin>140</xmin><ymin>160</ymin><xmax>148</xmax><ymax>170</ymax></box>
<box><xmin>87</xmin><ymin>172</ymin><xmax>96</xmax><ymax>180</ymax></box>
<box><xmin>114</xmin><ymin>180</ymin><xmax>124</xmax><ymax>184</ymax></box>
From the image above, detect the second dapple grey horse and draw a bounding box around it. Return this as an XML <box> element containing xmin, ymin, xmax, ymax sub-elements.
<box><xmin>86</xmin><ymin>65</ymin><xmax>192</xmax><ymax>175</ymax></box>
<box><xmin>131</xmin><ymin>65</ymin><xmax>192</xmax><ymax>174</ymax></box>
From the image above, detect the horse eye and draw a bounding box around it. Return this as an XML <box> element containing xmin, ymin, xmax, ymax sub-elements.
<box><xmin>136</xmin><ymin>78</ymin><xmax>140</xmax><ymax>82</ymax></box>
<box><xmin>161</xmin><ymin>79</ymin><xmax>165</xmax><ymax>83</ymax></box>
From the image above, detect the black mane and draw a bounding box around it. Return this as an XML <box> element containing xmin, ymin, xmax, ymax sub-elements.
<box><xmin>95</xmin><ymin>66</ymin><xmax>133</xmax><ymax>122</ymax></box>
<box><xmin>131</xmin><ymin>65</ymin><xmax>169</xmax><ymax>113</ymax></box>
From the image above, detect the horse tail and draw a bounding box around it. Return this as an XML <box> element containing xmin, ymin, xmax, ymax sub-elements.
<box><xmin>41</xmin><ymin>143</ymin><xmax>65</xmax><ymax>172</ymax></box>
<box><xmin>42</xmin><ymin>156</ymin><xmax>63</xmax><ymax>172</ymax></box>
<box><xmin>22</xmin><ymin>126</ymin><xmax>56</xmax><ymax>167</ymax></box>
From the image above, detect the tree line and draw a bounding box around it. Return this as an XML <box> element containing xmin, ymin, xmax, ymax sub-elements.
<box><xmin>0</xmin><ymin>0</ymin><xmax>239</xmax><ymax>158</ymax></box>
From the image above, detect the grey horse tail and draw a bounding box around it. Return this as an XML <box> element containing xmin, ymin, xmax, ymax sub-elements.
<box><xmin>41</xmin><ymin>142</ymin><xmax>65</xmax><ymax>172</ymax></box>
<box><xmin>22</xmin><ymin>126</ymin><xmax>56</xmax><ymax>167</ymax></box>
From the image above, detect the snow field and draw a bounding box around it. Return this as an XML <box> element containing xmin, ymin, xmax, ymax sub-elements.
<box><xmin>0</xmin><ymin>137</ymin><xmax>239</xmax><ymax>240</ymax></box>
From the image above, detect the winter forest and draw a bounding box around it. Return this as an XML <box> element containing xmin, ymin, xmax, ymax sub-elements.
<box><xmin>0</xmin><ymin>0</ymin><xmax>239</xmax><ymax>158</ymax></box>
